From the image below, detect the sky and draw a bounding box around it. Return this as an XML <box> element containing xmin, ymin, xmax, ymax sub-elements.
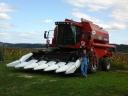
<box><xmin>0</xmin><ymin>0</ymin><xmax>128</xmax><ymax>44</ymax></box>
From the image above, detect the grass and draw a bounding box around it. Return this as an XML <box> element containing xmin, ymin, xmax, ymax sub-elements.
<box><xmin>0</xmin><ymin>60</ymin><xmax>128</xmax><ymax>96</ymax></box>
<box><xmin>0</xmin><ymin>48</ymin><xmax>128</xmax><ymax>96</ymax></box>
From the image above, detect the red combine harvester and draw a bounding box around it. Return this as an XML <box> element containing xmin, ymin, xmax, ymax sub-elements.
<box><xmin>7</xmin><ymin>18</ymin><xmax>115</xmax><ymax>74</ymax></box>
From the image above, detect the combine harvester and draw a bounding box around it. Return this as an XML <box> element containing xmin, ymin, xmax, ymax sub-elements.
<box><xmin>7</xmin><ymin>18</ymin><xmax>115</xmax><ymax>74</ymax></box>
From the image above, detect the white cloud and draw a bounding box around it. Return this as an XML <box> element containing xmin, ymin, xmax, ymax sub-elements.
<box><xmin>66</xmin><ymin>0</ymin><xmax>86</xmax><ymax>8</ymax></box>
<box><xmin>87</xmin><ymin>0</ymin><xmax>114</xmax><ymax>11</ymax></box>
<box><xmin>72</xmin><ymin>10</ymin><xmax>128</xmax><ymax>31</ymax></box>
<box><xmin>112</xmin><ymin>9</ymin><xmax>128</xmax><ymax>23</ymax></box>
<box><xmin>65</xmin><ymin>0</ymin><xmax>128</xmax><ymax>19</ymax></box>
<box><xmin>38</xmin><ymin>19</ymin><xmax>53</xmax><ymax>24</ymax></box>
<box><xmin>65</xmin><ymin>0</ymin><xmax>128</xmax><ymax>31</ymax></box>
<box><xmin>72</xmin><ymin>10</ymin><xmax>99</xmax><ymax>23</ymax></box>
<box><xmin>0</xmin><ymin>32</ymin><xmax>11</xmax><ymax>42</ymax></box>
<box><xmin>0</xmin><ymin>2</ymin><xmax>13</xmax><ymax>13</ymax></box>
<box><xmin>0</xmin><ymin>2</ymin><xmax>14</xmax><ymax>31</ymax></box>
<box><xmin>0</xmin><ymin>2</ymin><xmax>13</xmax><ymax>20</ymax></box>
<box><xmin>108</xmin><ymin>22</ymin><xmax>127</xmax><ymax>30</ymax></box>
<box><xmin>43</xmin><ymin>19</ymin><xmax>53</xmax><ymax>23</ymax></box>
<box><xmin>0</xmin><ymin>13</ymin><xmax>11</xmax><ymax>20</ymax></box>
<box><xmin>65</xmin><ymin>0</ymin><xmax>115</xmax><ymax>11</ymax></box>
<box><xmin>0</xmin><ymin>22</ymin><xmax>14</xmax><ymax>30</ymax></box>
<box><xmin>0</xmin><ymin>31</ymin><xmax>46</xmax><ymax>43</ymax></box>
<box><xmin>0</xmin><ymin>32</ymin><xmax>8</xmax><ymax>36</ymax></box>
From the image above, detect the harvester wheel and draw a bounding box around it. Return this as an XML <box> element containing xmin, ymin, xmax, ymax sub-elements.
<box><xmin>88</xmin><ymin>54</ymin><xmax>98</xmax><ymax>73</ymax></box>
<box><xmin>101</xmin><ymin>57</ymin><xmax>111</xmax><ymax>71</ymax></box>
<box><xmin>90</xmin><ymin>63</ymin><xmax>97</xmax><ymax>73</ymax></box>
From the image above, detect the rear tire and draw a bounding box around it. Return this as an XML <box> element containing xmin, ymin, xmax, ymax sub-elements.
<box><xmin>101</xmin><ymin>57</ymin><xmax>111</xmax><ymax>71</ymax></box>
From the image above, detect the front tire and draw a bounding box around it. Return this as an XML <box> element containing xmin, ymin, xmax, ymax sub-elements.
<box><xmin>89</xmin><ymin>63</ymin><xmax>97</xmax><ymax>73</ymax></box>
<box><xmin>88</xmin><ymin>54</ymin><xmax>98</xmax><ymax>73</ymax></box>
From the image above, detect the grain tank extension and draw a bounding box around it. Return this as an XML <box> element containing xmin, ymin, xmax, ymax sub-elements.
<box><xmin>7</xmin><ymin>18</ymin><xmax>115</xmax><ymax>74</ymax></box>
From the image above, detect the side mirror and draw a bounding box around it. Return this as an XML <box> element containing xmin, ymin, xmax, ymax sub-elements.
<box><xmin>44</xmin><ymin>31</ymin><xmax>47</xmax><ymax>39</ymax></box>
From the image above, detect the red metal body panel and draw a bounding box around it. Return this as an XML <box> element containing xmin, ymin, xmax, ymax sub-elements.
<box><xmin>51</xmin><ymin>19</ymin><xmax>115</xmax><ymax>59</ymax></box>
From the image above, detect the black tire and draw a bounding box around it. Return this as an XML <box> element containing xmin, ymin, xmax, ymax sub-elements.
<box><xmin>89</xmin><ymin>63</ymin><xmax>97</xmax><ymax>73</ymax></box>
<box><xmin>88</xmin><ymin>55</ymin><xmax>98</xmax><ymax>73</ymax></box>
<box><xmin>101</xmin><ymin>57</ymin><xmax>111</xmax><ymax>71</ymax></box>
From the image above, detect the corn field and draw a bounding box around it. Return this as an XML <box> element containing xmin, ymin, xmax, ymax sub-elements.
<box><xmin>111</xmin><ymin>53</ymin><xmax>128</xmax><ymax>70</ymax></box>
<box><xmin>4</xmin><ymin>48</ymin><xmax>39</xmax><ymax>61</ymax></box>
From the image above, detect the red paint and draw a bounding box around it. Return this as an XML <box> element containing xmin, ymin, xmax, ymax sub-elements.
<box><xmin>51</xmin><ymin>19</ymin><xmax>115</xmax><ymax>59</ymax></box>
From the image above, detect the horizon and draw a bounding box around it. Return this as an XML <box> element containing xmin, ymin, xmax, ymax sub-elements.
<box><xmin>1</xmin><ymin>42</ymin><xmax>128</xmax><ymax>46</ymax></box>
<box><xmin>0</xmin><ymin>0</ymin><xmax>128</xmax><ymax>44</ymax></box>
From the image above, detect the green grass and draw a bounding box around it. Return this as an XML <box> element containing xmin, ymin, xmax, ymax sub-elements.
<box><xmin>1</xmin><ymin>48</ymin><xmax>128</xmax><ymax>96</ymax></box>
<box><xmin>0</xmin><ymin>61</ymin><xmax>128</xmax><ymax>96</ymax></box>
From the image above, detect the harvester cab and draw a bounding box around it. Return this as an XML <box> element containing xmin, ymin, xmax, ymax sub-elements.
<box><xmin>7</xmin><ymin>18</ymin><xmax>115</xmax><ymax>74</ymax></box>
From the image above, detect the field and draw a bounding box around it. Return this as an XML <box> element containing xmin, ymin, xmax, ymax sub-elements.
<box><xmin>0</xmin><ymin>48</ymin><xmax>128</xmax><ymax>96</ymax></box>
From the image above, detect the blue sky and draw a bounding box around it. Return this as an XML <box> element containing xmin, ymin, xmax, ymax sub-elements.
<box><xmin>0</xmin><ymin>0</ymin><xmax>128</xmax><ymax>44</ymax></box>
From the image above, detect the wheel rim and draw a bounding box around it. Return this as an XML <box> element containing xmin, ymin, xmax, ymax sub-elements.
<box><xmin>107</xmin><ymin>62</ymin><xmax>110</xmax><ymax>70</ymax></box>
<box><xmin>91</xmin><ymin>64</ymin><xmax>97</xmax><ymax>72</ymax></box>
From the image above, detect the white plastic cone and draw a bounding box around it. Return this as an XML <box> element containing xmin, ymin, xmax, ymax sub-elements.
<box><xmin>33</xmin><ymin>61</ymin><xmax>48</xmax><ymax>70</ymax></box>
<box><xmin>24</xmin><ymin>62</ymin><xmax>38</xmax><ymax>69</ymax></box>
<box><xmin>55</xmin><ymin>62</ymin><xmax>74</xmax><ymax>73</ymax></box>
<box><xmin>20</xmin><ymin>53</ymin><xmax>33</xmax><ymax>62</ymax></box>
<box><xmin>65</xmin><ymin>59</ymin><xmax>81</xmax><ymax>74</ymax></box>
<box><xmin>44</xmin><ymin>61</ymin><xmax>56</xmax><ymax>71</ymax></box>
<box><xmin>15</xmin><ymin>62</ymin><xmax>28</xmax><ymax>68</ymax></box>
<box><xmin>23</xmin><ymin>60</ymin><xmax>37</xmax><ymax>69</ymax></box>
<box><xmin>43</xmin><ymin>62</ymin><xmax>66</xmax><ymax>71</ymax></box>
<box><xmin>15</xmin><ymin>59</ymin><xmax>37</xmax><ymax>68</ymax></box>
<box><xmin>6</xmin><ymin>60</ymin><xmax>21</xmax><ymax>67</ymax></box>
